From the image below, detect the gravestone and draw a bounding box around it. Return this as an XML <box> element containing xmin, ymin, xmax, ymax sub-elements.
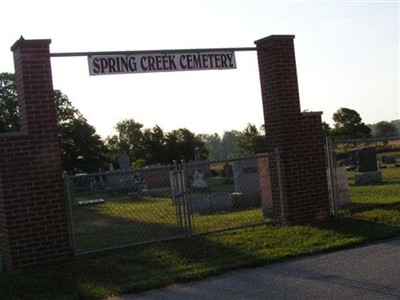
<box><xmin>348</xmin><ymin>147</ymin><xmax>378</xmax><ymax>172</ymax></box>
<box><xmin>186</xmin><ymin>162</ymin><xmax>212</xmax><ymax>180</ymax></box>
<box><xmin>106</xmin><ymin>171</ymin><xmax>138</xmax><ymax>192</ymax></box>
<box><xmin>381</xmin><ymin>156</ymin><xmax>397</xmax><ymax>164</ymax></box>
<box><xmin>107</xmin><ymin>153</ymin><xmax>136</xmax><ymax>192</ymax></box>
<box><xmin>232</xmin><ymin>158</ymin><xmax>260</xmax><ymax>193</ymax></box>
<box><xmin>349</xmin><ymin>147</ymin><xmax>382</xmax><ymax>185</ymax></box>
<box><xmin>189</xmin><ymin>195</ymin><xmax>211</xmax><ymax>214</ymax></box>
<box><xmin>209</xmin><ymin>192</ymin><xmax>233</xmax><ymax>212</ymax></box>
<box><xmin>141</xmin><ymin>165</ymin><xmax>173</xmax><ymax>196</ymax></box>
<box><xmin>192</xmin><ymin>170</ymin><xmax>208</xmax><ymax>189</ymax></box>
<box><xmin>232</xmin><ymin>158</ymin><xmax>261</xmax><ymax>209</ymax></box>
<box><xmin>355</xmin><ymin>171</ymin><xmax>382</xmax><ymax>185</ymax></box>
<box><xmin>119</xmin><ymin>152</ymin><xmax>131</xmax><ymax>170</ymax></box>
<box><xmin>223</xmin><ymin>163</ymin><xmax>233</xmax><ymax>177</ymax></box>
<box><xmin>327</xmin><ymin>165</ymin><xmax>351</xmax><ymax>207</ymax></box>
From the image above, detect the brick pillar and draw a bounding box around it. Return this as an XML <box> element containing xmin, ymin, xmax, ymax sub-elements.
<box><xmin>0</xmin><ymin>38</ymin><xmax>73</xmax><ymax>270</ymax></box>
<box><xmin>255</xmin><ymin>35</ymin><xmax>330</xmax><ymax>224</ymax></box>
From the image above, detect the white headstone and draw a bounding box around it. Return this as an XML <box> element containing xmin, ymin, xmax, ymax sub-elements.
<box><xmin>193</xmin><ymin>170</ymin><xmax>208</xmax><ymax>188</ymax></box>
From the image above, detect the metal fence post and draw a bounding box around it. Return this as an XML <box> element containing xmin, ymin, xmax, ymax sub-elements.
<box><xmin>326</xmin><ymin>139</ymin><xmax>338</xmax><ymax>216</ymax></box>
<box><xmin>180</xmin><ymin>160</ymin><xmax>194</xmax><ymax>237</ymax></box>
<box><xmin>63</xmin><ymin>172</ymin><xmax>77</xmax><ymax>256</ymax></box>
<box><xmin>275</xmin><ymin>149</ymin><xmax>286</xmax><ymax>225</ymax></box>
<box><xmin>172</xmin><ymin>160</ymin><xmax>184</xmax><ymax>230</ymax></box>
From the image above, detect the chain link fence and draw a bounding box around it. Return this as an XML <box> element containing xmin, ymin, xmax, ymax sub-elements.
<box><xmin>327</xmin><ymin>137</ymin><xmax>400</xmax><ymax>215</ymax></box>
<box><xmin>65</xmin><ymin>152</ymin><xmax>284</xmax><ymax>255</ymax></box>
<box><xmin>0</xmin><ymin>220</ymin><xmax>3</xmax><ymax>272</ymax></box>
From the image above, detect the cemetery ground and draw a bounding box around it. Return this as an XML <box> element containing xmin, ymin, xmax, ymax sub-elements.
<box><xmin>1</xmin><ymin>211</ymin><xmax>400</xmax><ymax>300</ymax></box>
<box><xmin>1</xmin><ymin>162</ymin><xmax>400</xmax><ymax>299</ymax></box>
<box><xmin>0</xmin><ymin>154</ymin><xmax>400</xmax><ymax>299</ymax></box>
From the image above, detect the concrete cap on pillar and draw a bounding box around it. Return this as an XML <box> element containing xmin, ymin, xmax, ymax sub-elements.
<box><xmin>254</xmin><ymin>34</ymin><xmax>295</xmax><ymax>45</ymax></box>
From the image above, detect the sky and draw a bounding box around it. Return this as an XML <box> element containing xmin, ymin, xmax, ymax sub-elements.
<box><xmin>1</xmin><ymin>0</ymin><xmax>399</xmax><ymax>139</ymax></box>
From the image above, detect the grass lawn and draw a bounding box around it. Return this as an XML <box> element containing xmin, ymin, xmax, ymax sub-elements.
<box><xmin>70</xmin><ymin>164</ymin><xmax>400</xmax><ymax>254</ymax></box>
<box><xmin>69</xmin><ymin>174</ymin><xmax>267</xmax><ymax>254</ymax></box>
<box><xmin>339</xmin><ymin>165</ymin><xmax>400</xmax><ymax>213</ymax></box>
<box><xmin>71</xmin><ymin>192</ymin><xmax>266</xmax><ymax>254</ymax></box>
<box><xmin>1</xmin><ymin>161</ymin><xmax>399</xmax><ymax>299</ymax></box>
<box><xmin>72</xmin><ymin>196</ymin><xmax>184</xmax><ymax>252</ymax></box>
<box><xmin>1</xmin><ymin>208</ymin><xmax>400</xmax><ymax>300</ymax></box>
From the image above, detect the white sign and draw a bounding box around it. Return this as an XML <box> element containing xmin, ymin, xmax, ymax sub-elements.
<box><xmin>88</xmin><ymin>51</ymin><xmax>236</xmax><ymax>76</ymax></box>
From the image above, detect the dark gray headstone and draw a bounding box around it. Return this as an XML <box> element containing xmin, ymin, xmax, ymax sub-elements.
<box><xmin>119</xmin><ymin>152</ymin><xmax>131</xmax><ymax>170</ymax></box>
<box><xmin>189</xmin><ymin>195</ymin><xmax>211</xmax><ymax>214</ymax></box>
<box><xmin>348</xmin><ymin>147</ymin><xmax>378</xmax><ymax>172</ymax></box>
<box><xmin>209</xmin><ymin>192</ymin><xmax>233</xmax><ymax>212</ymax></box>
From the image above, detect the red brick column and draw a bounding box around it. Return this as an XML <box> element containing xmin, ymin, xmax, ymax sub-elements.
<box><xmin>0</xmin><ymin>38</ymin><xmax>73</xmax><ymax>270</ymax></box>
<box><xmin>255</xmin><ymin>35</ymin><xmax>330</xmax><ymax>224</ymax></box>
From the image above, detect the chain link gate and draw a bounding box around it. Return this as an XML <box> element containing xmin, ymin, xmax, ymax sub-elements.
<box><xmin>65</xmin><ymin>165</ymin><xmax>188</xmax><ymax>256</ymax></box>
<box><xmin>169</xmin><ymin>163</ymin><xmax>193</xmax><ymax>237</ymax></box>
<box><xmin>0</xmin><ymin>215</ymin><xmax>4</xmax><ymax>271</ymax></box>
<box><xmin>181</xmin><ymin>152</ymin><xmax>283</xmax><ymax>235</ymax></box>
<box><xmin>327</xmin><ymin>137</ymin><xmax>400</xmax><ymax>215</ymax></box>
<box><xmin>65</xmin><ymin>152</ymin><xmax>284</xmax><ymax>256</ymax></box>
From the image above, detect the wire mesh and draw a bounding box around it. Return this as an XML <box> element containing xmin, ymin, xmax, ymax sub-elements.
<box><xmin>327</xmin><ymin>137</ymin><xmax>400</xmax><ymax>214</ymax></box>
<box><xmin>66</xmin><ymin>165</ymin><xmax>185</xmax><ymax>255</ymax></box>
<box><xmin>66</xmin><ymin>153</ymin><xmax>284</xmax><ymax>255</ymax></box>
<box><xmin>0</xmin><ymin>220</ymin><xmax>4</xmax><ymax>271</ymax></box>
<box><xmin>183</xmin><ymin>153</ymin><xmax>282</xmax><ymax>235</ymax></box>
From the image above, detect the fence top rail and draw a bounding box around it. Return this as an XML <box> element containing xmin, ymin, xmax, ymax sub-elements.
<box><xmin>328</xmin><ymin>136</ymin><xmax>400</xmax><ymax>144</ymax></box>
<box><xmin>65</xmin><ymin>165</ymin><xmax>174</xmax><ymax>179</ymax></box>
<box><xmin>184</xmin><ymin>153</ymin><xmax>275</xmax><ymax>167</ymax></box>
<box><xmin>64</xmin><ymin>153</ymin><xmax>277</xmax><ymax>179</ymax></box>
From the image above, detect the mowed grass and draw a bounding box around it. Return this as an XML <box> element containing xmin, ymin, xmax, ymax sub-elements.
<box><xmin>68</xmin><ymin>172</ymin><xmax>264</xmax><ymax>253</ymax></box>
<box><xmin>73</xmin><ymin>196</ymin><xmax>183</xmax><ymax>252</ymax></box>
<box><xmin>343</xmin><ymin>165</ymin><xmax>400</xmax><ymax>209</ymax></box>
<box><xmin>72</xmin><ymin>191</ymin><xmax>265</xmax><ymax>253</ymax></box>
<box><xmin>1</xmin><ymin>163</ymin><xmax>399</xmax><ymax>299</ymax></box>
<box><xmin>71</xmin><ymin>165</ymin><xmax>400</xmax><ymax>253</ymax></box>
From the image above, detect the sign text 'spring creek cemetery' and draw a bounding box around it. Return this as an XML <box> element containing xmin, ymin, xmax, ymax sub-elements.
<box><xmin>88</xmin><ymin>51</ymin><xmax>236</xmax><ymax>75</ymax></box>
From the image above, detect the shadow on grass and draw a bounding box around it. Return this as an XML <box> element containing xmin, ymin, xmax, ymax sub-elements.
<box><xmin>338</xmin><ymin>201</ymin><xmax>400</xmax><ymax>214</ymax></box>
<box><xmin>2</xmin><ymin>203</ymin><xmax>400</xmax><ymax>299</ymax></box>
<box><xmin>0</xmin><ymin>224</ymin><xmax>264</xmax><ymax>300</ymax></box>
<box><xmin>326</xmin><ymin>175</ymin><xmax>400</xmax><ymax>240</ymax></box>
<box><xmin>73</xmin><ymin>195</ymin><xmax>266</xmax><ymax>254</ymax></box>
<box><xmin>74</xmin><ymin>211</ymin><xmax>186</xmax><ymax>254</ymax></box>
<box><xmin>317</xmin><ymin>214</ymin><xmax>400</xmax><ymax>244</ymax></box>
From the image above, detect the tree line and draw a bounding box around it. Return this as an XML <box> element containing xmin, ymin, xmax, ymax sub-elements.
<box><xmin>1</xmin><ymin>72</ymin><xmax>399</xmax><ymax>174</ymax></box>
<box><xmin>322</xmin><ymin>107</ymin><xmax>399</xmax><ymax>140</ymax></box>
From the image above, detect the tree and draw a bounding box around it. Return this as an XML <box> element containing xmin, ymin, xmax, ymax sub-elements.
<box><xmin>0</xmin><ymin>73</ymin><xmax>107</xmax><ymax>173</ymax></box>
<box><xmin>201</xmin><ymin>133</ymin><xmax>222</xmax><ymax>161</ymax></box>
<box><xmin>330</xmin><ymin>107</ymin><xmax>371</xmax><ymax>139</ymax></box>
<box><xmin>164</xmin><ymin>128</ymin><xmax>208</xmax><ymax>163</ymax></box>
<box><xmin>105</xmin><ymin>119</ymin><xmax>145</xmax><ymax>168</ymax></box>
<box><xmin>237</xmin><ymin>123</ymin><xmax>266</xmax><ymax>155</ymax></box>
<box><xmin>59</xmin><ymin>117</ymin><xmax>107</xmax><ymax>174</ymax></box>
<box><xmin>55</xmin><ymin>91</ymin><xmax>108</xmax><ymax>174</ymax></box>
<box><xmin>142</xmin><ymin>125</ymin><xmax>166</xmax><ymax>165</ymax></box>
<box><xmin>322</xmin><ymin>121</ymin><xmax>331</xmax><ymax>138</ymax></box>
<box><xmin>0</xmin><ymin>72</ymin><xmax>19</xmax><ymax>132</ymax></box>
<box><xmin>220</xmin><ymin>130</ymin><xmax>241</xmax><ymax>159</ymax></box>
<box><xmin>374</xmin><ymin>121</ymin><xmax>399</xmax><ymax>138</ymax></box>
<box><xmin>106</xmin><ymin>122</ymin><xmax>208</xmax><ymax>166</ymax></box>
